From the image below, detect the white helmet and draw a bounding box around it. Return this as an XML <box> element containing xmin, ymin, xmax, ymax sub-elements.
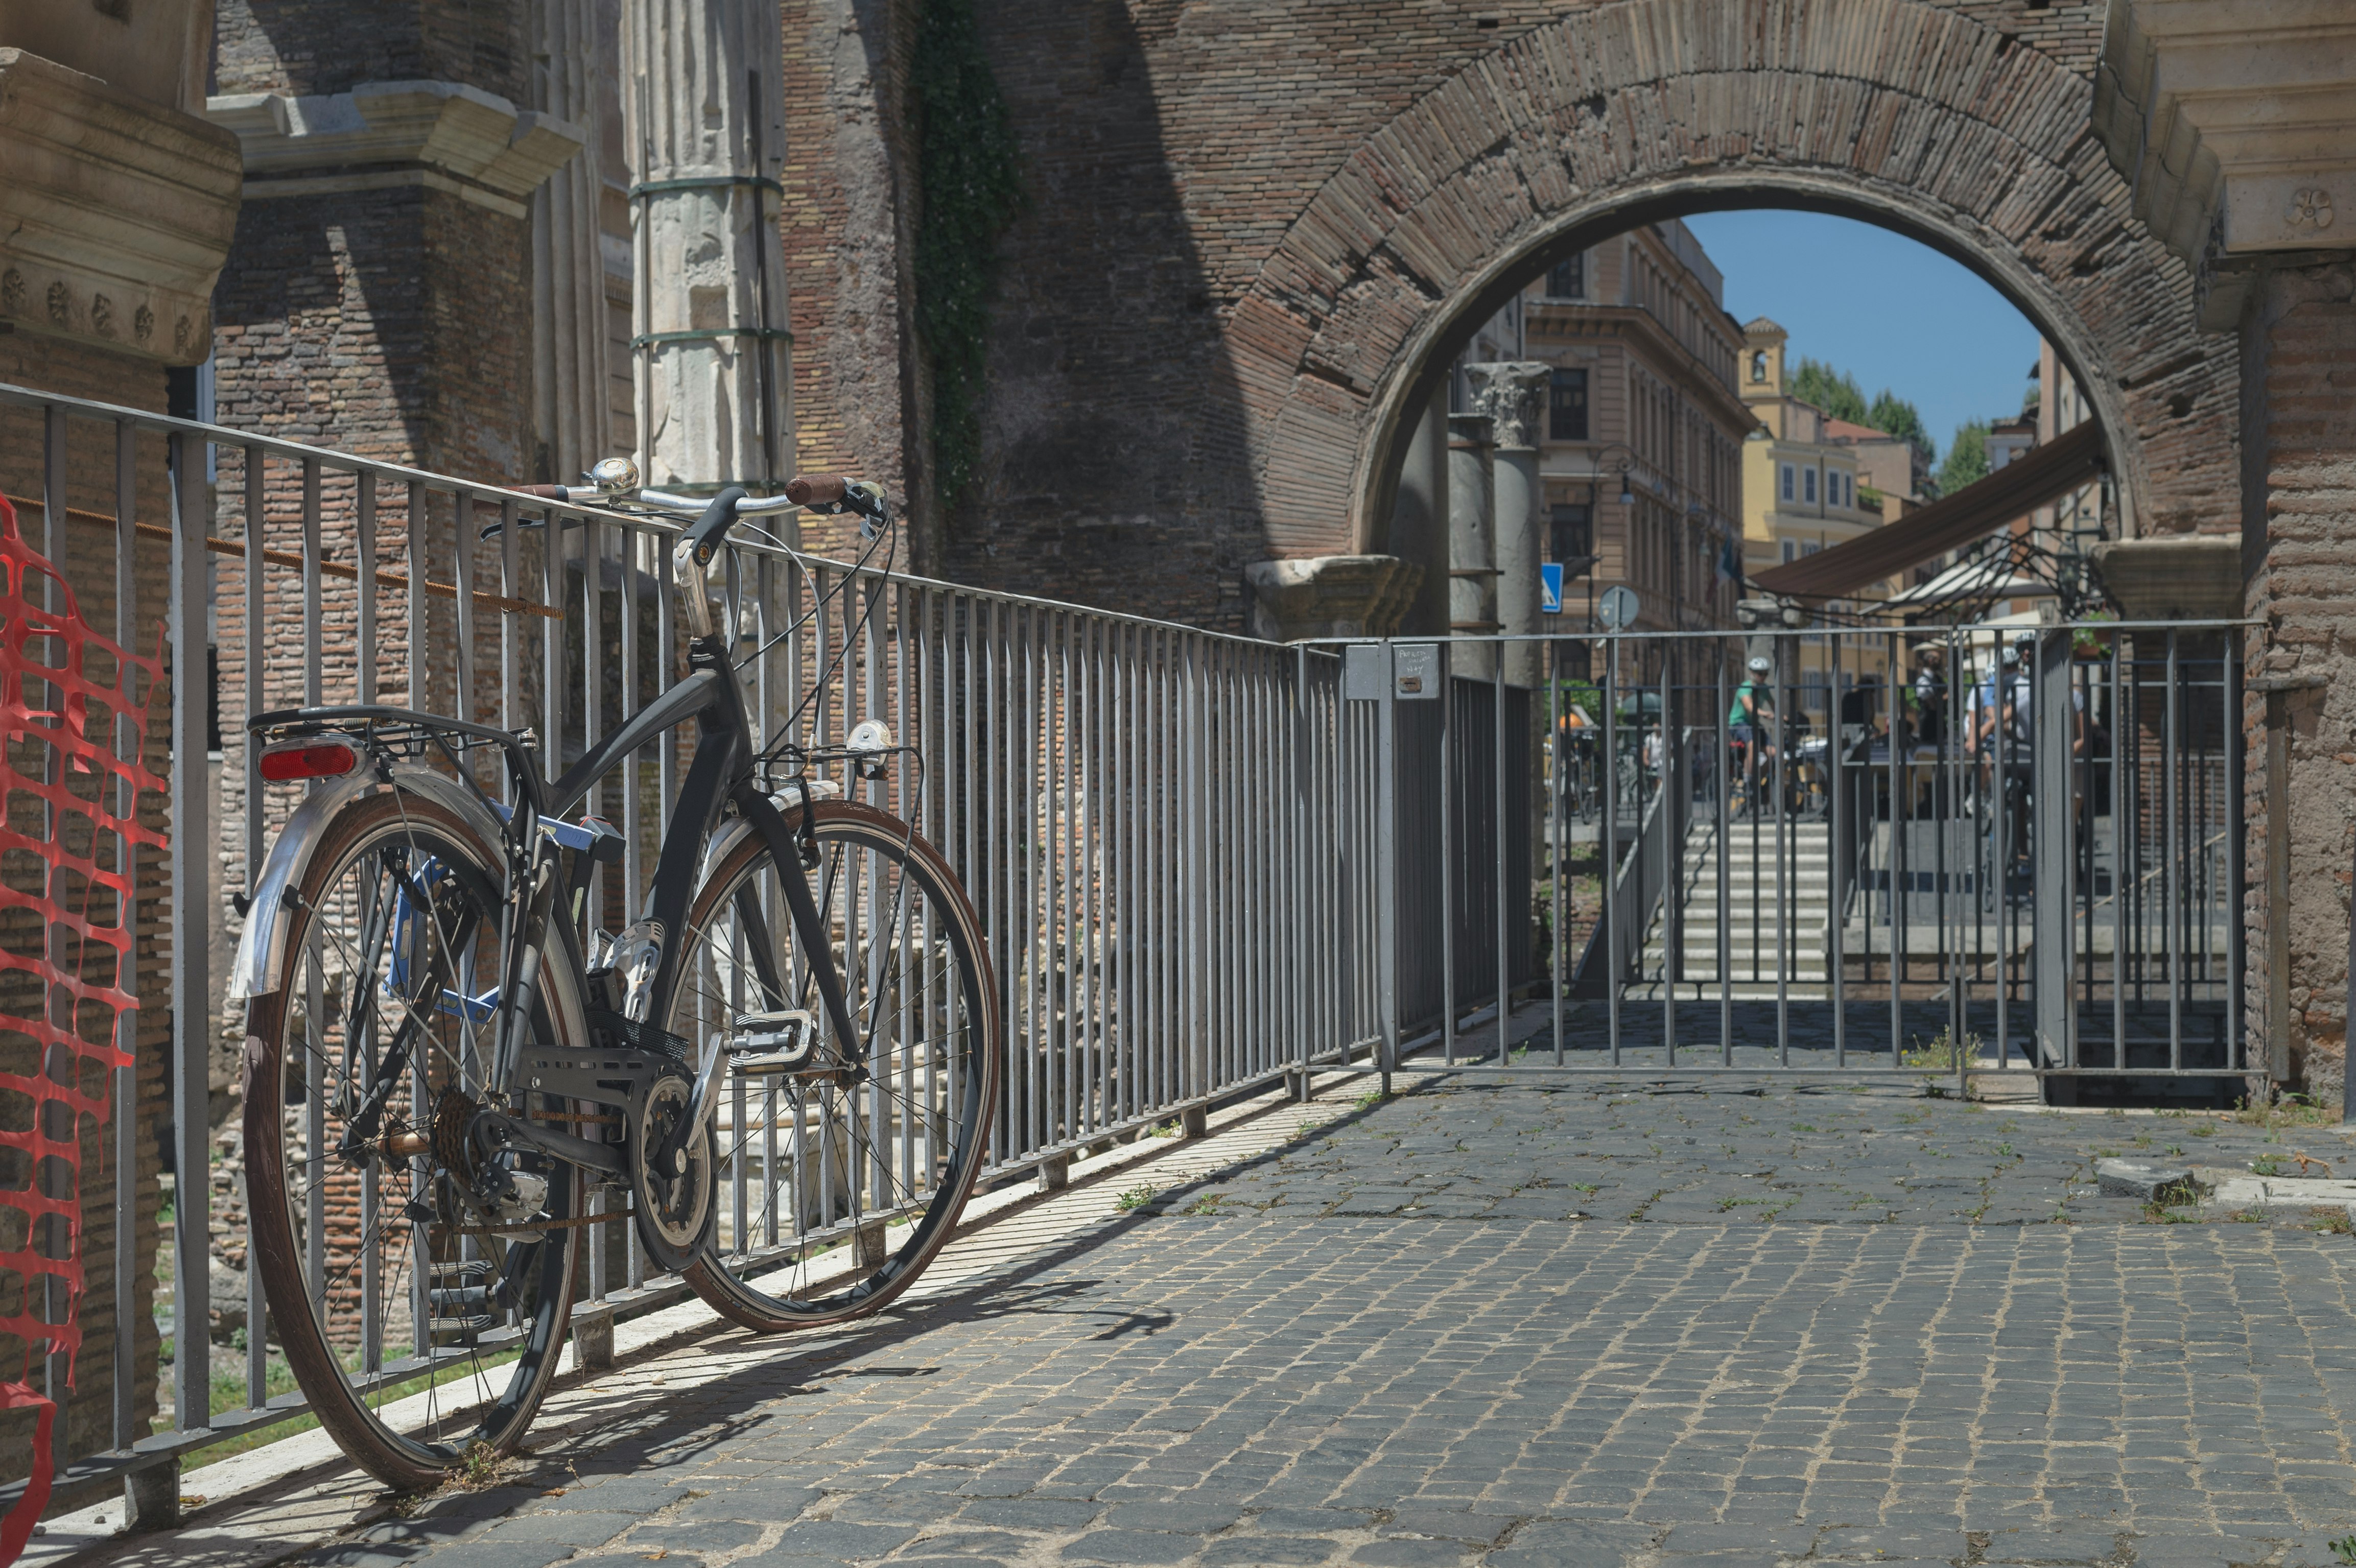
<box><xmin>1746</xmin><ymin>655</ymin><xmax>1772</xmax><ymax>675</ymax></box>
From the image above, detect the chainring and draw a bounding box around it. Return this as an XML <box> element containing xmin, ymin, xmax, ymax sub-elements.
<box><xmin>627</xmin><ymin>1071</ymin><xmax>715</xmax><ymax>1272</ymax></box>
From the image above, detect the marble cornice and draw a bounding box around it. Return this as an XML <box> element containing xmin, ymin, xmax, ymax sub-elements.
<box><xmin>0</xmin><ymin>47</ymin><xmax>243</xmax><ymax>365</ymax></box>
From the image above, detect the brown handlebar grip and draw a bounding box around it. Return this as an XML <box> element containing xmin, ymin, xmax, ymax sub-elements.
<box><xmin>784</xmin><ymin>473</ymin><xmax>849</xmax><ymax>506</ymax></box>
<box><xmin>514</xmin><ymin>484</ymin><xmax>570</xmax><ymax>502</ymax></box>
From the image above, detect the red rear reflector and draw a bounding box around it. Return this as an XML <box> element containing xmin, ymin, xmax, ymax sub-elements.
<box><xmin>260</xmin><ymin>743</ymin><xmax>359</xmax><ymax>781</ymax></box>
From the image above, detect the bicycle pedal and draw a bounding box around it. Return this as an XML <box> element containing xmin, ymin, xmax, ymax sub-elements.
<box><xmin>727</xmin><ymin>1010</ymin><xmax>816</xmax><ymax>1075</ymax></box>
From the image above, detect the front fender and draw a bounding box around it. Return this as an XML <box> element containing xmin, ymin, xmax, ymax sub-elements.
<box><xmin>228</xmin><ymin>767</ymin><xmax>510</xmax><ymax>1001</ymax></box>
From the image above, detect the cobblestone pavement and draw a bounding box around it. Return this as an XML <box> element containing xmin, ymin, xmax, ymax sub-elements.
<box><xmin>136</xmin><ymin>1082</ymin><xmax>2356</xmax><ymax>1568</ymax></box>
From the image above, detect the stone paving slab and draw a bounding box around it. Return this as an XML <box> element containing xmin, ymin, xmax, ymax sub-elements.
<box><xmin>53</xmin><ymin>1077</ymin><xmax>2356</xmax><ymax>1568</ymax></box>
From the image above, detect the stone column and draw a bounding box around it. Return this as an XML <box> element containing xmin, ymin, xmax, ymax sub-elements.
<box><xmin>530</xmin><ymin>0</ymin><xmax>613</xmax><ymax>482</ymax></box>
<box><xmin>1468</xmin><ymin>362</ymin><xmax>1551</xmax><ymax>690</ymax></box>
<box><xmin>1446</xmin><ymin>411</ymin><xmax>1495</xmax><ymax>680</ymax></box>
<box><xmin>1389</xmin><ymin>385</ymin><xmax>1451</xmax><ymax>637</ymax></box>
<box><xmin>624</xmin><ymin>0</ymin><xmax>794</xmax><ymax>500</ymax></box>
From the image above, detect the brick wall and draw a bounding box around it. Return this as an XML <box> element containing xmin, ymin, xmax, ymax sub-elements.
<box><xmin>215</xmin><ymin>0</ymin><xmax>528</xmax><ymax>100</ymax></box>
<box><xmin>2244</xmin><ymin>259</ymin><xmax>2356</xmax><ymax>1107</ymax></box>
<box><xmin>778</xmin><ymin>0</ymin><xmax>2233</xmax><ymax>636</ymax></box>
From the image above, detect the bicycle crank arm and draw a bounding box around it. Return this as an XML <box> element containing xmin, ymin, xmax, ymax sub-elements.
<box><xmin>656</xmin><ymin>1030</ymin><xmax>732</xmax><ymax>1176</ymax></box>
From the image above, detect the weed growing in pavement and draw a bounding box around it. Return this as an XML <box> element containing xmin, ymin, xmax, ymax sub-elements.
<box><xmin>1115</xmin><ymin>1185</ymin><xmax>1157</xmax><ymax>1212</ymax></box>
<box><xmin>2236</xmin><ymin>1091</ymin><xmax>2338</xmax><ymax>1130</ymax></box>
<box><xmin>2165</xmin><ymin>1145</ymin><xmax>2186</xmax><ymax>1156</ymax></box>
<box><xmin>1150</xmin><ymin>1119</ymin><xmax>1181</xmax><ymax>1138</ymax></box>
<box><xmin>1901</xmin><ymin>1029</ymin><xmax>1978</xmax><ymax>1079</ymax></box>
<box><xmin>1792</xmin><ymin>1124</ymin><xmax>1817</xmax><ymax>1133</ymax></box>
<box><xmin>2252</xmin><ymin>1156</ymin><xmax>2283</xmax><ymax>1177</ymax></box>
<box><xmin>2329</xmin><ymin>1535</ymin><xmax>2356</xmax><ymax>1565</ymax></box>
<box><xmin>2231</xmin><ymin>1210</ymin><xmax>2266</xmax><ymax>1224</ymax></box>
<box><xmin>1995</xmin><ymin>1144</ymin><xmax>2014</xmax><ymax>1157</ymax></box>
<box><xmin>2306</xmin><ymin>1208</ymin><xmax>2354</xmax><ymax>1236</ymax></box>
<box><xmin>2141</xmin><ymin>1202</ymin><xmax>2198</xmax><ymax>1224</ymax></box>
<box><xmin>1354</xmin><ymin>1089</ymin><xmax>1392</xmax><ymax>1112</ymax></box>
<box><xmin>1184</xmin><ymin>1195</ymin><xmax>1224</xmax><ymax>1217</ymax></box>
<box><xmin>2194</xmin><ymin>1124</ymin><xmax>2216</xmax><ymax>1138</ymax></box>
<box><xmin>2131</xmin><ymin>1131</ymin><xmax>2153</xmax><ymax>1149</ymax></box>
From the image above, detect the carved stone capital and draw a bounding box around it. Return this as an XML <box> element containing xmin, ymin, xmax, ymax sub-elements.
<box><xmin>207</xmin><ymin>80</ymin><xmax>586</xmax><ymax>219</ymax></box>
<box><xmin>0</xmin><ymin>49</ymin><xmax>242</xmax><ymax>366</ymax></box>
<box><xmin>1246</xmin><ymin>554</ymin><xmax>1421</xmax><ymax>642</ymax></box>
<box><xmin>1463</xmin><ymin>361</ymin><xmax>1553</xmax><ymax>451</ymax></box>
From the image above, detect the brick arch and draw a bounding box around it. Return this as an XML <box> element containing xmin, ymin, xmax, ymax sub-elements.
<box><xmin>1226</xmin><ymin>0</ymin><xmax>2235</xmax><ymax>560</ymax></box>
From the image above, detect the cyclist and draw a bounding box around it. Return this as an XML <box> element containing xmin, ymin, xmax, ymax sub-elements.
<box><xmin>1729</xmin><ymin>654</ymin><xmax>1776</xmax><ymax>814</ymax></box>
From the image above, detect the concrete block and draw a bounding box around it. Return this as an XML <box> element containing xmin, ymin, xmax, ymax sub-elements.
<box><xmin>2095</xmin><ymin>1159</ymin><xmax>2198</xmax><ymax>1203</ymax></box>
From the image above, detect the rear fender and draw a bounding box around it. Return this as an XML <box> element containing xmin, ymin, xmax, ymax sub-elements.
<box><xmin>229</xmin><ymin>767</ymin><xmax>510</xmax><ymax>1001</ymax></box>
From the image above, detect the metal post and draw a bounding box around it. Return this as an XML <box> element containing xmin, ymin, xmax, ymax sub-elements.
<box><xmin>1603</xmin><ymin>640</ymin><xmax>1619</xmax><ymax>1064</ymax></box>
<box><xmin>169</xmin><ymin>430</ymin><xmax>211</xmax><ymax>1434</ymax></box>
<box><xmin>2034</xmin><ymin>626</ymin><xmax>2075</xmax><ymax>1076</ymax></box>
<box><xmin>1494</xmin><ymin>657</ymin><xmax>1509</xmax><ymax>1063</ymax></box>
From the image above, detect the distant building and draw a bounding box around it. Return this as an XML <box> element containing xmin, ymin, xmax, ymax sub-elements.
<box><xmin>1455</xmin><ymin>219</ymin><xmax>1752</xmax><ymax>652</ymax></box>
<box><xmin>1738</xmin><ymin>317</ymin><xmax>1899</xmax><ymax>718</ymax></box>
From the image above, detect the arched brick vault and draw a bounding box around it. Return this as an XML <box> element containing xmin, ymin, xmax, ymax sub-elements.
<box><xmin>1224</xmin><ymin>0</ymin><xmax>2238</xmax><ymax>561</ymax></box>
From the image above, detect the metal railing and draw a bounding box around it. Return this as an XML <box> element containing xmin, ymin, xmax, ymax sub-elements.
<box><xmin>0</xmin><ymin>382</ymin><xmax>1382</xmax><ymax>1514</ymax></box>
<box><xmin>1332</xmin><ymin>624</ymin><xmax>2250</xmax><ymax>1088</ymax></box>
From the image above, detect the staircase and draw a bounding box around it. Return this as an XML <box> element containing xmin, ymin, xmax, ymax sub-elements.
<box><xmin>1631</xmin><ymin>817</ymin><xmax>1832</xmax><ymax>999</ymax></box>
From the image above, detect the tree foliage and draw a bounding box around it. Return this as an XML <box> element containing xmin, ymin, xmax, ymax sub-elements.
<box><xmin>912</xmin><ymin>0</ymin><xmax>1025</xmax><ymax>514</ymax></box>
<box><xmin>1864</xmin><ymin>390</ymin><xmax>1934</xmax><ymax>464</ymax></box>
<box><xmin>1936</xmin><ymin>420</ymin><xmax>1990</xmax><ymax>498</ymax></box>
<box><xmin>1789</xmin><ymin>357</ymin><xmax>1867</xmax><ymax>424</ymax></box>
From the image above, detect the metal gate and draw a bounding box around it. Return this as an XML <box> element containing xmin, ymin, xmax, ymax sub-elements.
<box><xmin>1339</xmin><ymin>624</ymin><xmax>2249</xmax><ymax>1094</ymax></box>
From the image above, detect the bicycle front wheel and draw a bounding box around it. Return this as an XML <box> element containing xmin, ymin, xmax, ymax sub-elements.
<box><xmin>672</xmin><ymin>799</ymin><xmax>1001</xmax><ymax>1331</ymax></box>
<box><xmin>243</xmin><ymin>788</ymin><xmax>582</xmax><ymax>1490</ymax></box>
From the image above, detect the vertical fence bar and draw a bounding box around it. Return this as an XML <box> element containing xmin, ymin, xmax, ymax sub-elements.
<box><xmin>111</xmin><ymin>419</ymin><xmax>138</xmax><ymax>1451</ymax></box>
<box><xmin>1603</xmin><ymin>641</ymin><xmax>1619</xmax><ymax>1065</ymax></box>
<box><xmin>2165</xmin><ymin>629</ymin><xmax>2182</xmax><ymax>1071</ymax></box>
<box><xmin>169</xmin><ymin>428</ymin><xmax>212</xmax><ymax>1434</ymax></box>
<box><xmin>1440</xmin><ymin>659</ymin><xmax>1455</xmax><ymax>1066</ymax></box>
<box><xmin>1494</xmin><ymin>656</ymin><xmax>1509</xmax><ymax>1062</ymax></box>
<box><xmin>1716</xmin><ymin>653</ymin><xmax>1730</xmax><ymax>1064</ymax></box>
<box><xmin>1659</xmin><ymin>659</ymin><xmax>1675</xmax><ymax>1065</ymax></box>
<box><xmin>1549</xmin><ymin>639</ymin><xmax>1565</xmax><ymax>1065</ymax></box>
<box><xmin>2225</xmin><ymin>628</ymin><xmax>2246</xmax><ymax>1075</ymax></box>
<box><xmin>1831</xmin><ymin>635</ymin><xmax>1846</xmax><ymax>1067</ymax></box>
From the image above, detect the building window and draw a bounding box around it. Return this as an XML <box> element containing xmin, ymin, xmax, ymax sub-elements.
<box><xmin>1779</xmin><ymin>463</ymin><xmax>1794</xmax><ymax>502</ymax></box>
<box><xmin>1751</xmin><ymin>350</ymin><xmax>1768</xmax><ymax>383</ymax></box>
<box><xmin>1549</xmin><ymin>503</ymin><xmax>1591</xmax><ymax>562</ymax></box>
<box><xmin>1803</xmin><ymin>467</ymin><xmax>1818</xmax><ymax>505</ymax></box>
<box><xmin>1780</xmin><ymin>539</ymin><xmax>1796</xmax><ymax>564</ymax></box>
<box><xmin>1548</xmin><ymin>368</ymin><xmax>1589</xmax><ymax>441</ymax></box>
<box><xmin>1547</xmin><ymin>255</ymin><xmax>1584</xmax><ymax>298</ymax></box>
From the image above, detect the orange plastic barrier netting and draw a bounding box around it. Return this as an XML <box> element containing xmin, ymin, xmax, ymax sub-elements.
<box><xmin>0</xmin><ymin>492</ymin><xmax>164</xmax><ymax>1565</ymax></box>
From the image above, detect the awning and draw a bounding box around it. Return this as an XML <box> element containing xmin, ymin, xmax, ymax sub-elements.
<box><xmin>1883</xmin><ymin>554</ymin><xmax>2058</xmax><ymax>608</ymax></box>
<box><xmin>1750</xmin><ymin>421</ymin><xmax>2105</xmax><ymax>600</ymax></box>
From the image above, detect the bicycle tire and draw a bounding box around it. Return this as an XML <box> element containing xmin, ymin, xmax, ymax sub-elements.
<box><xmin>243</xmin><ymin>789</ymin><xmax>583</xmax><ymax>1490</ymax></box>
<box><xmin>674</xmin><ymin>799</ymin><xmax>1002</xmax><ymax>1333</ymax></box>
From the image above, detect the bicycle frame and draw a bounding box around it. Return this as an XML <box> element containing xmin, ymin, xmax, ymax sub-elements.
<box><xmin>232</xmin><ymin>624</ymin><xmax>868</xmax><ymax>1185</ymax></box>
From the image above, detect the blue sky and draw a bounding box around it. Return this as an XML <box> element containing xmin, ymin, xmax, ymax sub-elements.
<box><xmin>1681</xmin><ymin>209</ymin><xmax>2043</xmax><ymax>463</ymax></box>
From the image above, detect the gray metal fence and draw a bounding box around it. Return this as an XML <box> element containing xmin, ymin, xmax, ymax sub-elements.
<box><xmin>1337</xmin><ymin>624</ymin><xmax>2250</xmax><ymax>1092</ymax></box>
<box><xmin>0</xmin><ymin>382</ymin><xmax>1384</xmax><ymax>1515</ymax></box>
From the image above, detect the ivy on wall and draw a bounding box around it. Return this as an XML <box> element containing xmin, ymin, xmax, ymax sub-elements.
<box><xmin>911</xmin><ymin>0</ymin><xmax>1023</xmax><ymax>514</ymax></box>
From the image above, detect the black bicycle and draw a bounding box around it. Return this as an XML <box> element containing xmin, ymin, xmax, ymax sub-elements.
<box><xmin>232</xmin><ymin>468</ymin><xmax>1002</xmax><ymax>1488</ymax></box>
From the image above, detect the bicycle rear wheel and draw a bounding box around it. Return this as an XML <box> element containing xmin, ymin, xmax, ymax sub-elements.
<box><xmin>243</xmin><ymin>789</ymin><xmax>582</xmax><ymax>1490</ymax></box>
<box><xmin>673</xmin><ymin>799</ymin><xmax>1001</xmax><ymax>1331</ymax></box>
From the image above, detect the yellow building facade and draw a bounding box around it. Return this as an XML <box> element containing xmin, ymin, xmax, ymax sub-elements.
<box><xmin>1737</xmin><ymin>318</ymin><xmax>1899</xmax><ymax>717</ymax></box>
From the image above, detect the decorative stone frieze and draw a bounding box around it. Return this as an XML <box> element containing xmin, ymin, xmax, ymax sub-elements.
<box><xmin>1245</xmin><ymin>554</ymin><xmax>1419</xmax><ymax>643</ymax></box>
<box><xmin>206</xmin><ymin>79</ymin><xmax>585</xmax><ymax>220</ymax></box>
<box><xmin>0</xmin><ymin>47</ymin><xmax>240</xmax><ymax>366</ymax></box>
<box><xmin>2093</xmin><ymin>0</ymin><xmax>2356</xmax><ymax>328</ymax></box>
